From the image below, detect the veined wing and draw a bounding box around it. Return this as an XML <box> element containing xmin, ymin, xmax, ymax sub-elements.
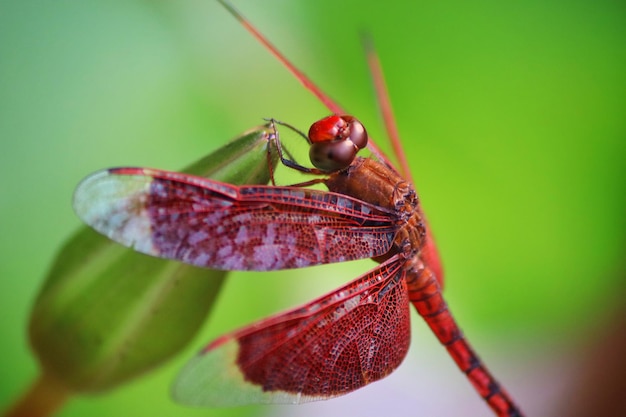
<box><xmin>172</xmin><ymin>257</ymin><xmax>410</xmax><ymax>406</ymax></box>
<box><xmin>73</xmin><ymin>167</ymin><xmax>400</xmax><ymax>271</ymax></box>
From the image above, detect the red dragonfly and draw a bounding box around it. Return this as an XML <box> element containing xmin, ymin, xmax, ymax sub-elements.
<box><xmin>72</xmin><ymin>1</ymin><xmax>524</xmax><ymax>416</ymax></box>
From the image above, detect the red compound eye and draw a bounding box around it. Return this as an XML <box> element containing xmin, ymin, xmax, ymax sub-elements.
<box><xmin>308</xmin><ymin>115</ymin><xmax>368</xmax><ymax>172</ymax></box>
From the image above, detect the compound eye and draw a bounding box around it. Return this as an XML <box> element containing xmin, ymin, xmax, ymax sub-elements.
<box><xmin>307</xmin><ymin>115</ymin><xmax>368</xmax><ymax>172</ymax></box>
<box><xmin>309</xmin><ymin>140</ymin><xmax>358</xmax><ymax>172</ymax></box>
<box><xmin>342</xmin><ymin>116</ymin><xmax>368</xmax><ymax>150</ymax></box>
<box><xmin>308</xmin><ymin>115</ymin><xmax>346</xmax><ymax>143</ymax></box>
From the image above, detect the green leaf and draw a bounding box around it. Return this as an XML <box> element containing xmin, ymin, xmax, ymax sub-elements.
<box><xmin>29</xmin><ymin>125</ymin><xmax>278</xmax><ymax>392</ymax></box>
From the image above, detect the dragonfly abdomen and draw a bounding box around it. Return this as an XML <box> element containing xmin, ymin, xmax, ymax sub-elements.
<box><xmin>405</xmin><ymin>260</ymin><xmax>523</xmax><ymax>417</ymax></box>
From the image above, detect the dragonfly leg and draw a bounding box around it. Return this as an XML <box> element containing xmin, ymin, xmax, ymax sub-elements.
<box><xmin>265</xmin><ymin>118</ymin><xmax>326</xmax><ymax>176</ymax></box>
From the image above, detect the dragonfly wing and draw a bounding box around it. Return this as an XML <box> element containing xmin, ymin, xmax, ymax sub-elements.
<box><xmin>73</xmin><ymin>168</ymin><xmax>399</xmax><ymax>271</ymax></box>
<box><xmin>172</xmin><ymin>257</ymin><xmax>410</xmax><ymax>406</ymax></box>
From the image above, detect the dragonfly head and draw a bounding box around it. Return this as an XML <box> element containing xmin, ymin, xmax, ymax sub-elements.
<box><xmin>308</xmin><ymin>115</ymin><xmax>368</xmax><ymax>172</ymax></box>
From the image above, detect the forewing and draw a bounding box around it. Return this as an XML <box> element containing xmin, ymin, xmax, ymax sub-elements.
<box><xmin>172</xmin><ymin>257</ymin><xmax>411</xmax><ymax>406</ymax></box>
<box><xmin>73</xmin><ymin>168</ymin><xmax>399</xmax><ymax>271</ymax></box>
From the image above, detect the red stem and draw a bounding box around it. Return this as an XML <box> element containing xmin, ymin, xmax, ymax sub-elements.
<box><xmin>3</xmin><ymin>372</ymin><xmax>70</xmax><ymax>417</ymax></box>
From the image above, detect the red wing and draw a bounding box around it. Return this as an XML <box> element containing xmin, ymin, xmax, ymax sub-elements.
<box><xmin>172</xmin><ymin>256</ymin><xmax>410</xmax><ymax>406</ymax></box>
<box><xmin>73</xmin><ymin>167</ymin><xmax>400</xmax><ymax>271</ymax></box>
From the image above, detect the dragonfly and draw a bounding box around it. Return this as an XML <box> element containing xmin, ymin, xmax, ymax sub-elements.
<box><xmin>72</xmin><ymin>1</ymin><xmax>524</xmax><ymax>416</ymax></box>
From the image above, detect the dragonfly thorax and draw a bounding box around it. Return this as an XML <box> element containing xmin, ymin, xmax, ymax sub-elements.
<box><xmin>323</xmin><ymin>156</ymin><xmax>426</xmax><ymax>263</ymax></box>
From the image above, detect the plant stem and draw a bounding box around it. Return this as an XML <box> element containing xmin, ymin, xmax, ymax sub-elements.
<box><xmin>3</xmin><ymin>371</ymin><xmax>71</xmax><ymax>417</ymax></box>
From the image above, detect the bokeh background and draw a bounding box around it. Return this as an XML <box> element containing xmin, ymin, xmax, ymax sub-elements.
<box><xmin>1</xmin><ymin>0</ymin><xmax>624</xmax><ymax>416</ymax></box>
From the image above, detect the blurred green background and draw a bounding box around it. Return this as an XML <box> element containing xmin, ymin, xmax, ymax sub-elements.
<box><xmin>1</xmin><ymin>0</ymin><xmax>624</xmax><ymax>416</ymax></box>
